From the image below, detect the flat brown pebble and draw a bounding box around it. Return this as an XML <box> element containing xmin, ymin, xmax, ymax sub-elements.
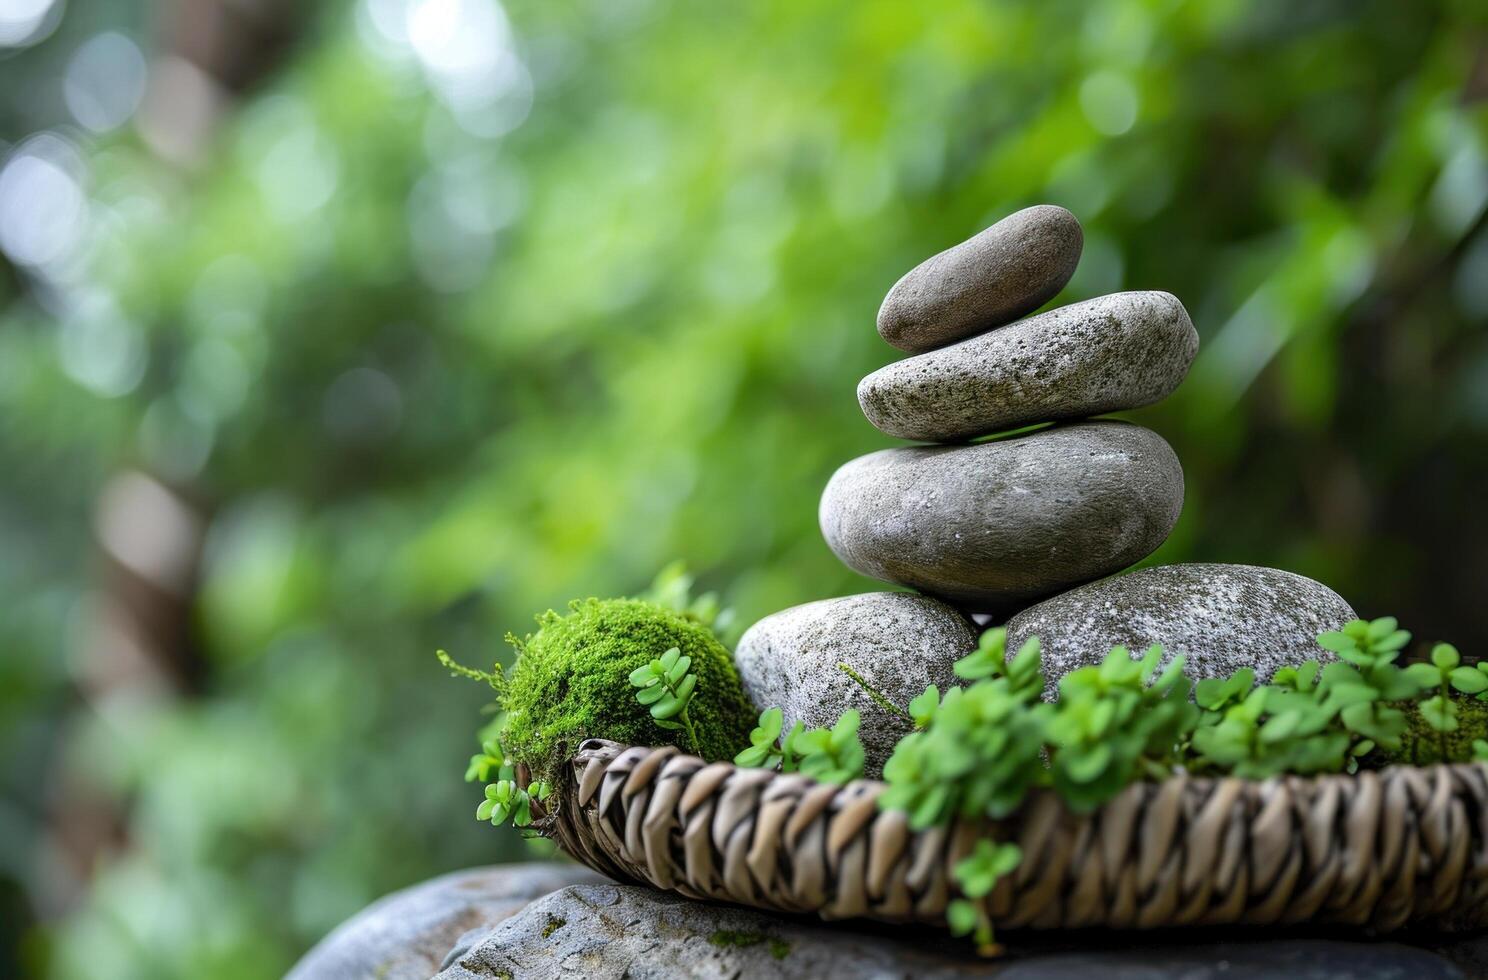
<box><xmin>859</xmin><ymin>291</ymin><xmax>1198</xmax><ymax>443</ymax></box>
<box><xmin>876</xmin><ymin>204</ymin><xmax>1083</xmax><ymax>353</ymax></box>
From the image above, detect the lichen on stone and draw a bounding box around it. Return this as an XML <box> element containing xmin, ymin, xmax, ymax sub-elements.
<box><xmin>500</xmin><ymin>597</ymin><xmax>757</xmax><ymax>781</ymax></box>
<box><xmin>708</xmin><ymin>929</ymin><xmax>768</xmax><ymax>949</ymax></box>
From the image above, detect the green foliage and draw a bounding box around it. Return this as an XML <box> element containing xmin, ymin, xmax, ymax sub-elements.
<box><xmin>477</xmin><ymin>778</ymin><xmax>552</xmax><ymax>829</ymax></box>
<box><xmin>879</xmin><ymin>618</ymin><xmax>1472</xmax><ymax>833</ymax></box>
<box><xmin>880</xmin><ymin>673</ymin><xmax>1048</xmax><ymax>829</ymax></box>
<box><xmin>639</xmin><ymin>561</ymin><xmax>740</xmax><ymax>644</ymax></box>
<box><xmin>495</xmin><ymin>597</ymin><xmax>757</xmax><ymax>783</ymax></box>
<box><xmin>734</xmin><ymin>708</ymin><xmax>787</xmax><ymax>770</ymax></box>
<box><xmin>953</xmin><ymin>629</ymin><xmax>1041</xmax><ymax>695</ymax></box>
<box><xmin>1189</xmin><ymin>629</ymin><xmax>1417</xmax><ymax>777</ymax></box>
<box><xmin>947</xmin><ymin>840</ymin><xmax>1022</xmax><ymax>954</ymax></box>
<box><xmin>791</xmin><ymin>711</ymin><xmax>866</xmax><ymax>784</ymax></box>
<box><xmin>733</xmin><ymin>707</ymin><xmax>866</xmax><ymax>785</ymax></box>
<box><xmin>1049</xmin><ymin>645</ymin><xmax>1197</xmax><ymax>805</ymax></box>
<box><xmin>628</xmin><ymin>646</ymin><xmax>702</xmax><ymax>754</ymax></box>
<box><xmin>873</xmin><ymin>616</ymin><xmax>1478</xmax><ymax>954</ymax></box>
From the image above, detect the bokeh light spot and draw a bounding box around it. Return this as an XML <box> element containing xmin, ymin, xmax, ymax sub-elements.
<box><xmin>1079</xmin><ymin>70</ymin><xmax>1139</xmax><ymax>137</ymax></box>
<box><xmin>64</xmin><ymin>32</ymin><xmax>149</xmax><ymax>133</ymax></box>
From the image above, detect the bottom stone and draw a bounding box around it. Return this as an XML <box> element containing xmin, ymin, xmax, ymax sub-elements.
<box><xmin>734</xmin><ymin>592</ymin><xmax>977</xmax><ymax>777</ymax></box>
<box><xmin>436</xmin><ymin>881</ymin><xmax>1467</xmax><ymax>980</ymax></box>
<box><xmin>1005</xmin><ymin>563</ymin><xmax>1358</xmax><ymax>696</ymax></box>
<box><xmin>285</xmin><ymin>862</ymin><xmax>603</xmax><ymax>980</ymax></box>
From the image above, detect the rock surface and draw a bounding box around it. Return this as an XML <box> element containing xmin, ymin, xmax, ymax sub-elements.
<box><xmin>734</xmin><ymin>592</ymin><xmax>977</xmax><ymax>776</ymax></box>
<box><xmin>877</xmin><ymin>205</ymin><xmax>1084</xmax><ymax>353</ymax></box>
<box><xmin>860</xmin><ymin>291</ymin><xmax>1198</xmax><ymax>443</ymax></box>
<box><xmin>434</xmin><ymin>881</ymin><xmax>1467</xmax><ymax>980</ymax></box>
<box><xmin>1005</xmin><ymin>563</ymin><xmax>1357</xmax><ymax>694</ymax></box>
<box><xmin>285</xmin><ymin>863</ymin><xmax>604</xmax><ymax>980</ymax></box>
<box><xmin>819</xmin><ymin>421</ymin><xmax>1184</xmax><ymax>612</ymax></box>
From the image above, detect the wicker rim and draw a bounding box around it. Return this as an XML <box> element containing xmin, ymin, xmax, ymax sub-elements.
<box><xmin>523</xmin><ymin>741</ymin><xmax>1488</xmax><ymax>933</ymax></box>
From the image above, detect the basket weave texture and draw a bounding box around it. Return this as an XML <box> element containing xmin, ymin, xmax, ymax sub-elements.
<box><xmin>534</xmin><ymin>740</ymin><xmax>1488</xmax><ymax>933</ymax></box>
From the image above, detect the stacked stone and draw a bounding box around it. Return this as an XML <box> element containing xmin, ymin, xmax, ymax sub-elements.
<box><xmin>823</xmin><ymin>204</ymin><xmax>1196</xmax><ymax>613</ymax></box>
<box><xmin>737</xmin><ymin>206</ymin><xmax>1356</xmax><ymax>774</ymax></box>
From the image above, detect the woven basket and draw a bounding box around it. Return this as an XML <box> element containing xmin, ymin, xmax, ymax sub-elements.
<box><xmin>525</xmin><ymin>740</ymin><xmax>1488</xmax><ymax>933</ymax></box>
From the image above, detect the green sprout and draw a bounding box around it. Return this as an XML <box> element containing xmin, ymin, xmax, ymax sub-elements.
<box><xmin>947</xmin><ymin>840</ymin><xmax>1022</xmax><ymax>956</ymax></box>
<box><xmin>733</xmin><ymin>706</ymin><xmax>864</xmax><ymax>784</ymax></box>
<box><xmin>629</xmin><ymin>646</ymin><xmax>702</xmax><ymax>755</ymax></box>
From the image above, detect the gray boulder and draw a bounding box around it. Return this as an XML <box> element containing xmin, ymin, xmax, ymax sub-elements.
<box><xmin>877</xmin><ymin>205</ymin><xmax>1084</xmax><ymax>353</ymax></box>
<box><xmin>434</xmin><ymin>882</ymin><xmax>986</xmax><ymax>979</ymax></box>
<box><xmin>860</xmin><ymin>291</ymin><xmax>1198</xmax><ymax>443</ymax></box>
<box><xmin>286</xmin><ymin>862</ymin><xmax>604</xmax><ymax>980</ymax></box>
<box><xmin>819</xmin><ymin>421</ymin><xmax>1184</xmax><ymax>613</ymax></box>
<box><xmin>734</xmin><ymin>593</ymin><xmax>977</xmax><ymax>776</ymax></box>
<box><xmin>1005</xmin><ymin>563</ymin><xmax>1357</xmax><ymax>695</ymax></box>
<box><xmin>435</xmin><ymin>882</ymin><xmax>1464</xmax><ymax>980</ymax></box>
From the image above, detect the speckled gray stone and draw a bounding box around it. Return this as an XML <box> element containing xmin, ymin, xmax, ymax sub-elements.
<box><xmin>877</xmin><ymin>205</ymin><xmax>1084</xmax><ymax>353</ymax></box>
<box><xmin>819</xmin><ymin>420</ymin><xmax>1184</xmax><ymax>613</ymax></box>
<box><xmin>860</xmin><ymin>291</ymin><xmax>1198</xmax><ymax>443</ymax></box>
<box><xmin>286</xmin><ymin>863</ymin><xmax>604</xmax><ymax>980</ymax></box>
<box><xmin>434</xmin><ymin>882</ymin><xmax>988</xmax><ymax>979</ymax></box>
<box><xmin>1005</xmin><ymin>563</ymin><xmax>1357</xmax><ymax>697</ymax></box>
<box><xmin>734</xmin><ymin>593</ymin><xmax>977</xmax><ymax>777</ymax></box>
<box><xmin>434</xmin><ymin>882</ymin><xmax>1466</xmax><ymax>980</ymax></box>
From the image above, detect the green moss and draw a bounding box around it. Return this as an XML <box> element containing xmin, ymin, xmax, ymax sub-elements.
<box><xmin>1386</xmin><ymin>696</ymin><xmax>1488</xmax><ymax>765</ymax></box>
<box><xmin>501</xmin><ymin>597</ymin><xmax>757</xmax><ymax>780</ymax></box>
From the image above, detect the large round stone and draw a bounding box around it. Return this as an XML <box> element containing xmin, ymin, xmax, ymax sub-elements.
<box><xmin>286</xmin><ymin>863</ymin><xmax>604</xmax><ymax>980</ymax></box>
<box><xmin>877</xmin><ymin>205</ymin><xmax>1084</xmax><ymax>353</ymax></box>
<box><xmin>435</xmin><ymin>882</ymin><xmax>1467</xmax><ymax>980</ymax></box>
<box><xmin>1005</xmin><ymin>563</ymin><xmax>1357</xmax><ymax>695</ymax></box>
<box><xmin>860</xmin><ymin>291</ymin><xmax>1198</xmax><ymax>443</ymax></box>
<box><xmin>819</xmin><ymin>421</ymin><xmax>1183</xmax><ymax>612</ymax></box>
<box><xmin>734</xmin><ymin>593</ymin><xmax>977</xmax><ymax>777</ymax></box>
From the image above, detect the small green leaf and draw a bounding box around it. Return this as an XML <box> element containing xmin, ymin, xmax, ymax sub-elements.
<box><xmin>908</xmin><ymin>686</ymin><xmax>940</xmax><ymax>728</ymax></box>
<box><xmin>1421</xmin><ymin>695</ymin><xmax>1459</xmax><ymax>733</ymax></box>
<box><xmin>666</xmin><ymin>654</ymin><xmax>692</xmax><ymax>684</ymax></box>
<box><xmin>946</xmin><ymin>900</ymin><xmax>978</xmax><ymax>936</ymax></box>
<box><xmin>1432</xmin><ymin>643</ymin><xmax>1461</xmax><ymax>671</ymax></box>
<box><xmin>1366</xmin><ymin>617</ymin><xmax>1399</xmax><ymax>641</ymax></box>
<box><xmin>1316</xmin><ymin>631</ymin><xmax>1356</xmax><ymax>654</ymax></box>
<box><xmin>1062</xmin><ymin>744</ymin><xmax>1112</xmax><ymax>783</ymax></box>
<box><xmin>1403</xmin><ymin>663</ymin><xmax>1443</xmax><ymax>687</ymax></box>
<box><xmin>1451</xmin><ymin>666</ymin><xmax>1488</xmax><ymax>695</ymax></box>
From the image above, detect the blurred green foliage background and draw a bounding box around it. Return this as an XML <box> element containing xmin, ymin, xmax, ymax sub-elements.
<box><xmin>1</xmin><ymin>0</ymin><xmax>1485</xmax><ymax>975</ymax></box>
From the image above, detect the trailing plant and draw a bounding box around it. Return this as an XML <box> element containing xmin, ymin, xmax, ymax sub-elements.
<box><xmin>947</xmin><ymin>840</ymin><xmax>1022</xmax><ymax>955</ymax></box>
<box><xmin>867</xmin><ymin>618</ymin><xmax>1477</xmax><ymax>952</ymax></box>
<box><xmin>733</xmin><ymin>706</ymin><xmax>866</xmax><ymax>785</ymax></box>
<box><xmin>628</xmin><ymin>646</ymin><xmax>702</xmax><ymax>755</ymax></box>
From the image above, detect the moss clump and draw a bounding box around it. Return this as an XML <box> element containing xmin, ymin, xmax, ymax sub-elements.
<box><xmin>501</xmin><ymin>597</ymin><xmax>757</xmax><ymax>780</ymax></box>
<box><xmin>1386</xmin><ymin>696</ymin><xmax>1488</xmax><ymax>765</ymax></box>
